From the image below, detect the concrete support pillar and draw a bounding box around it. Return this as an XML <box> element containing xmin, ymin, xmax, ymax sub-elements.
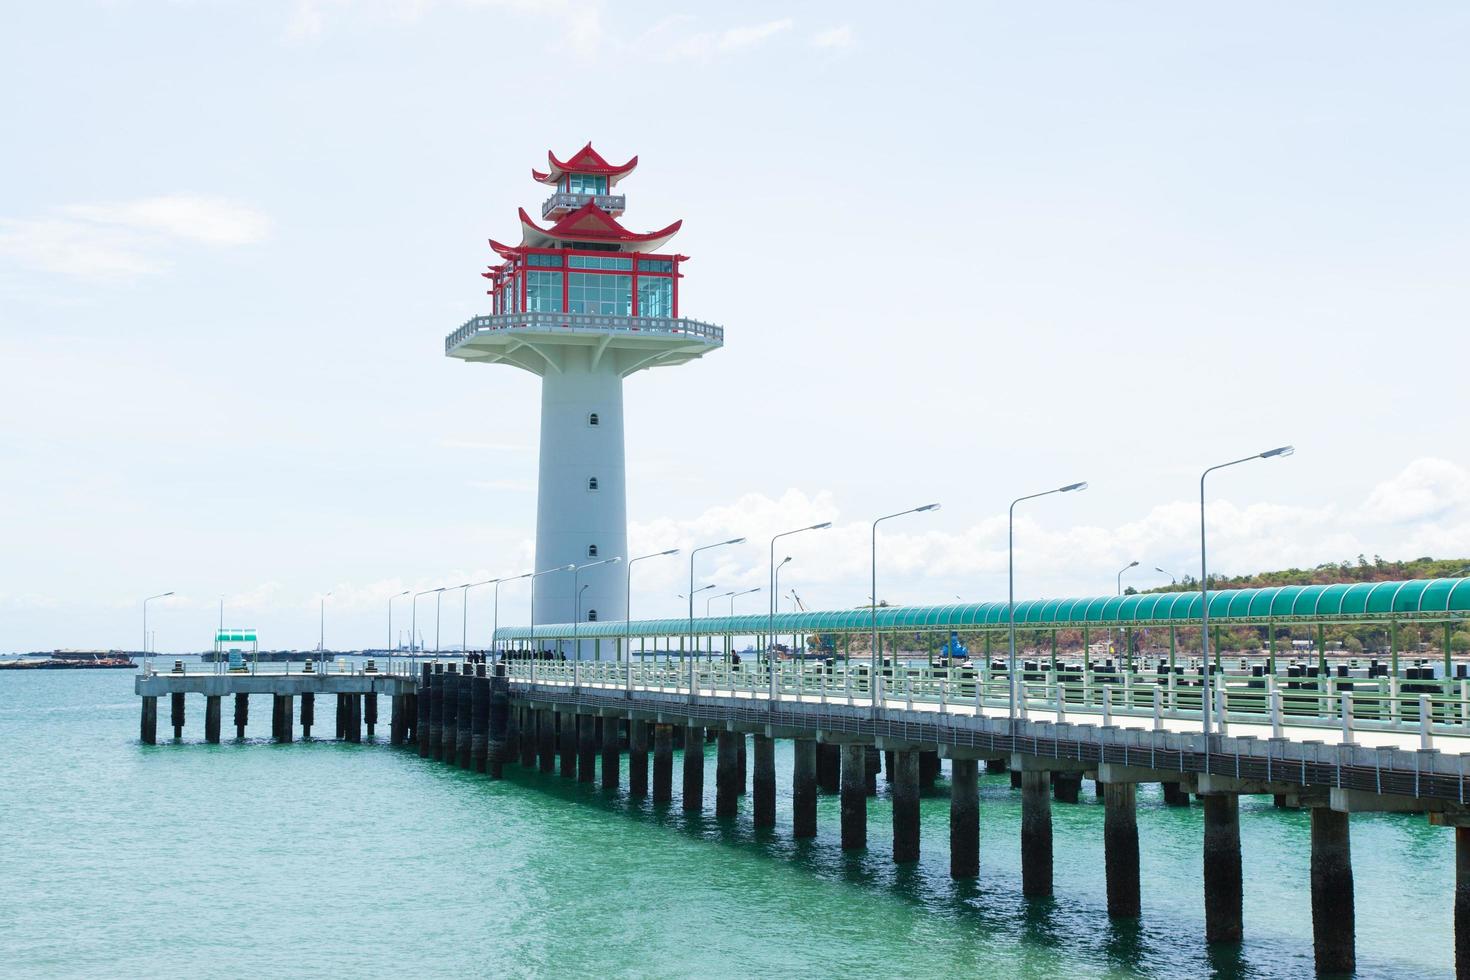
<box><xmin>170</xmin><ymin>691</ymin><xmax>185</xmax><ymax>739</ymax></box>
<box><xmin>299</xmin><ymin>692</ymin><xmax>314</xmax><ymax>739</ymax></box>
<box><xmin>653</xmin><ymin>723</ymin><xmax>673</xmax><ymax>803</ymax></box>
<box><xmin>884</xmin><ymin>750</ymin><xmax>895</xmax><ymax>783</ymax></box>
<box><xmin>1053</xmin><ymin>771</ymin><xmax>1082</xmax><ymax>804</ymax></box>
<box><xmin>537</xmin><ymin>709</ymin><xmax>555</xmax><ymax>773</ymax></box>
<box><xmin>1456</xmin><ymin>827</ymin><xmax>1470</xmax><ymax>979</ymax></box>
<box><xmin>471</xmin><ymin>672</ymin><xmax>489</xmax><ymax>773</ymax></box>
<box><xmin>817</xmin><ymin>742</ymin><xmax>840</xmax><ymax>793</ymax></box>
<box><xmin>950</xmin><ymin>759</ymin><xmax>979</xmax><ymax>879</ymax></box>
<box><xmin>364</xmin><ymin>692</ymin><xmax>377</xmax><ymax>739</ymax></box>
<box><xmin>140</xmin><ymin>696</ymin><xmax>157</xmax><ymax>744</ymax></box>
<box><xmin>233</xmin><ymin>692</ymin><xmax>248</xmax><ymax>739</ymax></box>
<box><xmin>840</xmin><ymin>743</ymin><xmax>867</xmax><ymax>850</ymax></box>
<box><xmin>417</xmin><ymin>666</ymin><xmax>431</xmax><ymax>757</ymax></box>
<box><xmin>443</xmin><ymin>673</ymin><xmax>461</xmax><ymax>763</ymax></box>
<box><xmin>793</xmin><ymin>738</ymin><xmax>817</xmax><ymax>839</ymax></box>
<box><xmin>1310</xmin><ymin>808</ymin><xmax>1355</xmax><ymax>975</ymax></box>
<box><xmin>736</xmin><ymin>735</ymin><xmax>747</xmax><ymax>794</ymax></box>
<box><xmin>520</xmin><ymin>708</ymin><xmax>537</xmax><ymax>768</ymax></box>
<box><xmin>1203</xmin><ymin>793</ymin><xmax>1243</xmax><ymax>944</ymax></box>
<box><xmin>682</xmin><ymin>724</ymin><xmax>704</xmax><ymax>811</ymax></box>
<box><xmin>428</xmin><ymin>669</ymin><xmax>443</xmax><ymax>760</ymax></box>
<box><xmin>276</xmin><ymin>694</ymin><xmax>294</xmax><ymax>743</ymax></box>
<box><xmin>336</xmin><ymin>693</ymin><xmax>346</xmax><ymax>739</ymax></box>
<box><xmin>456</xmin><ymin>676</ymin><xmax>472</xmax><ymax>767</ymax></box>
<box><xmin>1162</xmin><ymin>781</ymin><xmax>1190</xmax><ymax>807</ymax></box>
<box><xmin>864</xmin><ymin>745</ymin><xmax>880</xmax><ymax>796</ymax></box>
<box><xmin>346</xmin><ymin>693</ymin><xmax>361</xmax><ymax>744</ymax></box>
<box><xmin>577</xmin><ymin>714</ymin><xmax>597</xmax><ymax>783</ymax></box>
<box><xmin>601</xmin><ymin>715</ymin><xmax>621</xmax><ymax>790</ymax></box>
<box><xmin>389</xmin><ymin>694</ymin><xmax>402</xmax><ymax>745</ymax></box>
<box><xmin>892</xmin><ymin>750</ymin><xmax>920</xmax><ymax>863</ymax></box>
<box><xmin>487</xmin><ymin>666</ymin><xmax>509</xmax><ymax>778</ymax></box>
<box><xmin>753</xmin><ymin>735</ymin><xmax>776</xmax><ymax>829</ymax></box>
<box><xmin>919</xmin><ymin>750</ymin><xmax>940</xmax><ymax>788</ymax></box>
<box><xmin>1103</xmin><ymin>782</ymin><xmax>1140</xmax><ymax>917</ymax></box>
<box><xmin>204</xmin><ymin>695</ymin><xmax>221</xmax><ymax>744</ymax></box>
<box><xmin>716</xmin><ymin>731</ymin><xmax>740</xmax><ymax>817</ymax></box>
<box><xmin>986</xmin><ymin>757</ymin><xmax>1008</xmax><ymax>775</ymax></box>
<box><xmin>559</xmin><ymin>711</ymin><xmax>576</xmax><ymax>778</ymax></box>
<box><xmin>1021</xmin><ymin>770</ymin><xmax>1052</xmax><ymax>897</ymax></box>
<box><xmin>1010</xmin><ymin>769</ymin><xmax>1023</xmax><ymax>790</ymax></box>
<box><xmin>628</xmin><ymin>720</ymin><xmax>649</xmax><ymax>797</ymax></box>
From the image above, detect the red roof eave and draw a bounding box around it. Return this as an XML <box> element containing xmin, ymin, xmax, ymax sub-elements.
<box><xmin>517</xmin><ymin>204</ymin><xmax>681</xmax><ymax>252</ymax></box>
<box><xmin>532</xmin><ymin>142</ymin><xmax>639</xmax><ymax>186</ymax></box>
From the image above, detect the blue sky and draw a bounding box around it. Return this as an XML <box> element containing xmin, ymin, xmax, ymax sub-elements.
<box><xmin>2</xmin><ymin>1</ymin><xmax>1468</xmax><ymax>653</ymax></box>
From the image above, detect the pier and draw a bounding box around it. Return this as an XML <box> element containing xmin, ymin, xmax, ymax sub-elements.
<box><xmin>135</xmin><ymin>577</ymin><xmax>1470</xmax><ymax>977</ymax></box>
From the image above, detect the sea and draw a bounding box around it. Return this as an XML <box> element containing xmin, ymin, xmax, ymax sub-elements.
<box><xmin>0</xmin><ymin>661</ymin><xmax>1456</xmax><ymax>978</ymax></box>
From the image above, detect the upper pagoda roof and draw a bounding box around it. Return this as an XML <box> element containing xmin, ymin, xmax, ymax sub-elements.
<box><xmin>508</xmin><ymin>201</ymin><xmax>682</xmax><ymax>253</ymax></box>
<box><xmin>531</xmin><ymin>143</ymin><xmax>639</xmax><ymax>186</ymax></box>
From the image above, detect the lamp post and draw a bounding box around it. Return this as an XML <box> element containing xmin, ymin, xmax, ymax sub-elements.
<box><xmin>388</xmin><ymin>589</ymin><xmax>409</xmax><ymax>672</ymax></box>
<box><xmin>1117</xmin><ymin>561</ymin><xmax>1138</xmax><ymax>670</ymax></box>
<box><xmin>769</xmin><ymin>522</ymin><xmax>831</xmax><ymax>665</ymax></box>
<box><xmin>690</xmin><ymin>538</ymin><xmax>745</xmax><ymax>687</ymax></box>
<box><xmin>490</xmin><ymin>572</ymin><xmax>533</xmax><ymax>657</ymax></box>
<box><xmin>455</xmin><ymin>579</ymin><xmax>495</xmax><ymax>656</ymax></box>
<box><xmin>871</xmin><ymin>504</ymin><xmax>940</xmax><ymax>707</ymax></box>
<box><xmin>729</xmin><ymin>586</ymin><xmax>760</xmax><ymax>614</ymax></box>
<box><xmin>625</xmin><ymin>549</ymin><xmax>679</xmax><ymax>671</ymax></box>
<box><xmin>319</xmin><ymin>593</ymin><xmax>331</xmax><ymax>675</ymax></box>
<box><xmin>1009</xmin><ymin>484</ymin><xmax>1086</xmax><ymax>719</ymax></box>
<box><xmin>528</xmin><ymin>564</ymin><xmax>575</xmax><ymax>659</ymax></box>
<box><xmin>142</xmin><ymin>591</ymin><xmax>173</xmax><ymax>671</ymax></box>
<box><xmin>571</xmin><ymin>556</ymin><xmax>622</xmax><ymax>659</ymax></box>
<box><xmin>1155</xmin><ymin>567</ymin><xmax>1180</xmax><ymax>586</ymax></box>
<box><xmin>412</xmin><ymin>587</ymin><xmax>446</xmax><ymax>660</ymax></box>
<box><xmin>772</xmin><ymin>557</ymin><xmax>792</xmax><ymax>662</ymax></box>
<box><xmin>1200</xmin><ymin>445</ymin><xmax>1294</xmax><ymax>735</ymax></box>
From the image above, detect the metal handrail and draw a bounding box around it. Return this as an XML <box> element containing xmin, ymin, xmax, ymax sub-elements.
<box><xmin>446</xmin><ymin>311</ymin><xmax>724</xmax><ymax>353</ymax></box>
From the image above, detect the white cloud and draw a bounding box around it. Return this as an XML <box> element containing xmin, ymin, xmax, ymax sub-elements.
<box><xmin>811</xmin><ymin>24</ymin><xmax>854</xmax><ymax>49</ymax></box>
<box><xmin>0</xmin><ymin>194</ymin><xmax>270</xmax><ymax>282</ymax></box>
<box><xmin>1358</xmin><ymin>457</ymin><xmax>1470</xmax><ymax>524</ymax></box>
<box><xmin>64</xmin><ymin>194</ymin><xmax>270</xmax><ymax>246</ymax></box>
<box><xmin>719</xmin><ymin>18</ymin><xmax>793</xmax><ymax>50</ymax></box>
<box><xmin>287</xmin><ymin>0</ymin><xmax>603</xmax><ymax>54</ymax></box>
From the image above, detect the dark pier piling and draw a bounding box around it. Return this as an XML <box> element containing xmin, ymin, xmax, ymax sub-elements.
<box><xmin>950</xmin><ymin>758</ymin><xmax>979</xmax><ymax>879</ymax></box>
<box><xmin>653</xmin><ymin>723</ymin><xmax>673</xmax><ymax>803</ymax></box>
<box><xmin>792</xmin><ymin>738</ymin><xmax>817</xmax><ymax>839</ymax></box>
<box><xmin>752</xmin><ymin>734</ymin><xmax>775</xmax><ymax>828</ymax></box>
<box><xmin>204</xmin><ymin>695</ymin><xmax>221</xmax><ymax>743</ymax></box>
<box><xmin>840</xmin><ymin>743</ymin><xmax>866</xmax><ymax>850</ymax></box>
<box><xmin>140</xmin><ymin>696</ymin><xmax>157</xmax><ymax>744</ymax></box>
<box><xmin>682</xmin><ymin>725</ymin><xmax>704</xmax><ymax>811</ymax></box>
<box><xmin>1103</xmin><ymin>781</ymin><xmax>1141</xmax><ymax>917</ymax></box>
<box><xmin>234</xmin><ymin>692</ymin><xmax>248</xmax><ymax>739</ymax></box>
<box><xmin>1203</xmin><ymin>793</ymin><xmax>1243</xmax><ymax>944</ymax></box>
<box><xmin>1310</xmin><ymin>807</ymin><xmax>1355</xmax><ymax>974</ymax></box>
<box><xmin>1021</xmin><ymin>769</ymin><xmax>1052</xmax><ymax>897</ymax></box>
<box><xmin>892</xmin><ymin>749</ymin><xmax>920</xmax><ymax>863</ymax></box>
<box><xmin>628</xmin><ymin>720</ymin><xmax>649</xmax><ymax>797</ymax></box>
<box><xmin>716</xmin><ymin>731</ymin><xmax>739</xmax><ymax>817</ymax></box>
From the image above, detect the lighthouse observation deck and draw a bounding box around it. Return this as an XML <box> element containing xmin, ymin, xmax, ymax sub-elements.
<box><xmin>445</xmin><ymin>310</ymin><xmax>722</xmax><ymax>377</ymax></box>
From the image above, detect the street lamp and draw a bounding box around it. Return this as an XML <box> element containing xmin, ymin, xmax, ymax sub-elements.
<box><xmin>1116</xmin><ymin>560</ymin><xmax>1139</xmax><ymax>670</ymax></box>
<box><xmin>1155</xmin><ymin>567</ymin><xmax>1180</xmax><ymax>586</ymax></box>
<box><xmin>490</xmin><ymin>572</ymin><xmax>534</xmax><ymax>656</ymax></box>
<box><xmin>625</xmin><ymin>548</ymin><xmax>679</xmax><ymax>671</ymax></box>
<box><xmin>708</xmin><ymin>590</ymin><xmax>734</xmax><ymax>617</ymax></box>
<box><xmin>528</xmin><ymin>564</ymin><xmax>575</xmax><ymax>659</ymax></box>
<box><xmin>871</xmin><ymin>504</ymin><xmax>940</xmax><ymax>706</ymax></box>
<box><xmin>1009</xmin><ymin>483</ymin><xmax>1086</xmax><ymax>719</ymax></box>
<box><xmin>571</xmin><ymin>556</ymin><xmax>622</xmax><ymax>659</ymax></box>
<box><xmin>689</xmin><ymin>538</ymin><xmax>745</xmax><ymax>685</ymax></box>
<box><xmin>772</xmin><ymin>557</ymin><xmax>792</xmax><ymax>662</ymax></box>
<box><xmin>319</xmin><ymin>592</ymin><xmax>332</xmax><ymax>668</ymax></box>
<box><xmin>412</xmin><ymin>587</ymin><xmax>446</xmax><ymax>658</ymax></box>
<box><xmin>1200</xmin><ymin>445</ymin><xmax>1294</xmax><ymax>735</ymax></box>
<box><xmin>456</xmin><ymin>579</ymin><xmax>496</xmax><ymax>655</ymax></box>
<box><xmin>142</xmin><ymin>591</ymin><xmax>173</xmax><ymax>670</ymax></box>
<box><xmin>769</xmin><ymin>522</ymin><xmax>831</xmax><ymax>664</ymax></box>
<box><xmin>729</xmin><ymin>586</ymin><xmax>760</xmax><ymax>614</ymax></box>
<box><xmin>388</xmin><ymin>589</ymin><xmax>409</xmax><ymax>671</ymax></box>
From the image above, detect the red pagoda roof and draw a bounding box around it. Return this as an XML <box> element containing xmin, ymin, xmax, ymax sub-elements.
<box><xmin>509</xmin><ymin>202</ymin><xmax>681</xmax><ymax>253</ymax></box>
<box><xmin>531</xmin><ymin>143</ymin><xmax>638</xmax><ymax>186</ymax></box>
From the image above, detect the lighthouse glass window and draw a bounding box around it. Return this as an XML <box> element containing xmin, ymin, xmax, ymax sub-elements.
<box><xmin>525</xmin><ymin>271</ymin><xmax>562</xmax><ymax>312</ymax></box>
<box><xmin>637</xmin><ymin>277</ymin><xmax>673</xmax><ymax>318</ymax></box>
<box><xmin>568</xmin><ymin>272</ymin><xmax>631</xmax><ymax>315</ymax></box>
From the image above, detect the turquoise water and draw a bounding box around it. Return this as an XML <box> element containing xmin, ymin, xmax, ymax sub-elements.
<box><xmin>0</xmin><ymin>668</ymin><xmax>1456</xmax><ymax>978</ymax></box>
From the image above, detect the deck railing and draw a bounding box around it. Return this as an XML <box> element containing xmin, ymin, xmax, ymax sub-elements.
<box><xmin>445</xmin><ymin>311</ymin><xmax>724</xmax><ymax>353</ymax></box>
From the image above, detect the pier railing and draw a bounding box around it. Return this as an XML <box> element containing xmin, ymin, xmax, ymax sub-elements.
<box><xmin>497</xmin><ymin>658</ymin><xmax>1470</xmax><ymax>750</ymax></box>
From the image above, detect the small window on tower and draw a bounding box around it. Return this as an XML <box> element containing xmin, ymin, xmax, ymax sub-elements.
<box><xmin>587</xmin><ymin>544</ymin><xmax>598</xmax><ymax>557</ymax></box>
<box><xmin>587</xmin><ymin>477</ymin><xmax>599</xmax><ymax>491</ymax></box>
<box><xmin>587</xmin><ymin>610</ymin><xmax>598</xmax><ymax>622</ymax></box>
<box><xmin>588</xmin><ymin>412</ymin><xmax>600</xmax><ymax>427</ymax></box>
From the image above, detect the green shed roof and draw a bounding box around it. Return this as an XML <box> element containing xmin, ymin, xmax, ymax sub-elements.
<box><xmin>493</xmin><ymin>578</ymin><xmax>1470</xmax><ymax>642</ymax></box>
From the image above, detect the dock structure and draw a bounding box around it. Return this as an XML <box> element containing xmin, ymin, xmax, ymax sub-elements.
<box><xmin>135</xmin><ymin>577</ymin><xmax>1470</xmax><ymax>976</ymax></box>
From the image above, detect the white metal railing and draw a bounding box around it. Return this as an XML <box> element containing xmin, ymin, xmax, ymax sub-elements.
<box><xmin>445</xmin><ymin>312</ymin><xmax>724</xmax><ymax>353</ymax></box>
<box><xmin>496</xmin><ymin>658</ymin><xmax>1470</xmax><ymax>746</ymax></box>
<box><xmin>541</xmin><ymin>192</ymin><xmax>625</xmax><ymax>218</ymax></box>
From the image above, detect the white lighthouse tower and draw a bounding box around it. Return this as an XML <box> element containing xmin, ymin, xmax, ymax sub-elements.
<box><xmin>446</xmin><ymin>144</ymin><xmax>723</xmax><ymax>649</ymax></box>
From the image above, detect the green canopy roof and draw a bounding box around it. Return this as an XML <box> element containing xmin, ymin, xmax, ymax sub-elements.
<box><xmin>493</xmin><ymin>578</ymin><xmax>1470</xmax><ymax>642</ymax></box>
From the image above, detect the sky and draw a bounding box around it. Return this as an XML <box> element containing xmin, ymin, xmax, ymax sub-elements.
<box><xmin>2</xmin><ymin>1</ymin><xmax>1468</xmax><ymax>653</ymax></box>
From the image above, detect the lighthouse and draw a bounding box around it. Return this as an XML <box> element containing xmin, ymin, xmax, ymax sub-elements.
<box><xmin>446</xmin><ymin>144</ymin><xmax>723</xmax><ymax>651</ymax></box>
